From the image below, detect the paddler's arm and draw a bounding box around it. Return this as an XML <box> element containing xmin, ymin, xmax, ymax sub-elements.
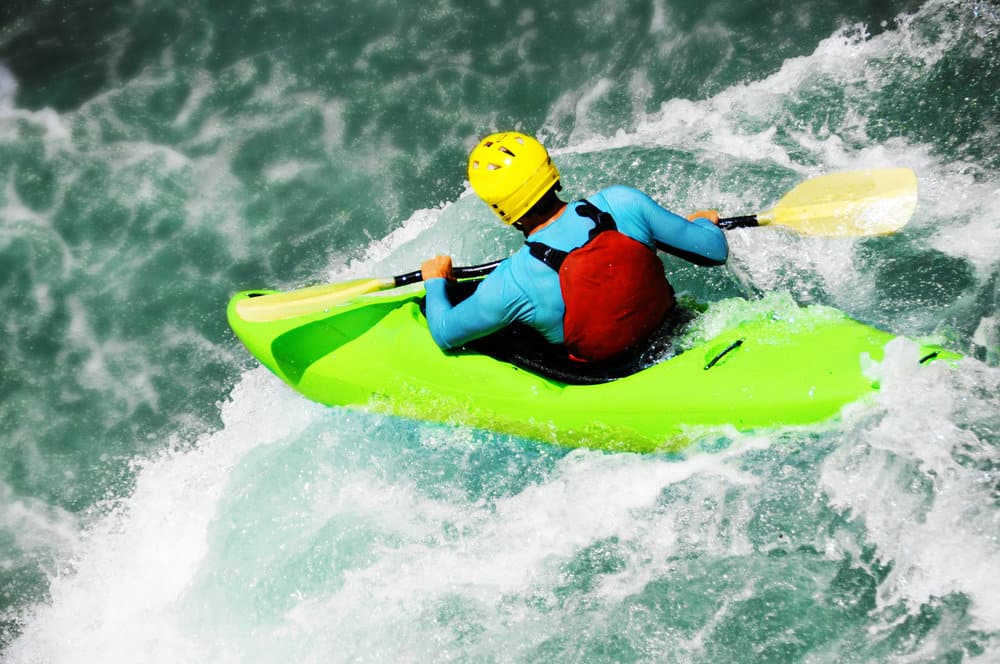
<box><xmin>595</xmin><ymin>186</ymin><xmax>728</xmax><ymax>267</ymax></box>
<box><xmin>421</xmin><ymin>255</ymin><xmax>517</xmax><ymax>350</ymax></box>
<box><xmin>647</xmin><ymin>204</ymin><xmax>728</xmax><ymax>266</ymax></box>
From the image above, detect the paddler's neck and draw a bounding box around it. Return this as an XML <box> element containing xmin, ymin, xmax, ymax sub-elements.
<box><xmin>516</xmin><ymin>203</ymin><xmax>568</xmax><ymax>237</ymax></box>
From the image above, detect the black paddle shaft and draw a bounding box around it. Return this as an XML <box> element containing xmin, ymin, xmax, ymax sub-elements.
<box><xmin>394</xmin><ymin>260</ymin><xmax>503</xmax><ymax>287</ymax></box>
<box><xmin>716</xmin><ymin>215</ymin><xmax>759</xmax><ymax>230</ymax></box>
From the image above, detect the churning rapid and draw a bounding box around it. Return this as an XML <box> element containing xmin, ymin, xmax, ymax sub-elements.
<box><xmin>1</xmin><ymin>0</ymin><xmax>998</xmax><ymax>661</ymax></box>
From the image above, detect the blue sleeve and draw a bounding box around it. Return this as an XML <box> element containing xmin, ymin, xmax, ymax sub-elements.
<box><xmin>602</xmin><ymin>186</ymin><xmax>729</xmax><ymax>266</ymax></box>
<box><xmin>424</xmin><ymin>268</ymin><xmax>523</xmax><ymax>350</ymax></box>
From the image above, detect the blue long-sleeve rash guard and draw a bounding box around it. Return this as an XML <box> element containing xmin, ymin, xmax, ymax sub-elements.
<box><xmin>424</xmin><ymin>185</ymin><xmax>729</xmax><ymax>350</ymax></box>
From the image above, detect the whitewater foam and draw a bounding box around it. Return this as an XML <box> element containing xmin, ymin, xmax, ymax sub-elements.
<box><xmin>825</xmin><ymin>340</ymin><xmax>1000</xmax><ymax>630</ymax></box>
<box><xmin>6</xmin><ymin>370</ymin><xmax>323</xmax><ymax>663</ymax></box>
<box><xmin>5</xmin><ymin>1</ymin><xmax>999</xmax><ymax>660</ymax></box>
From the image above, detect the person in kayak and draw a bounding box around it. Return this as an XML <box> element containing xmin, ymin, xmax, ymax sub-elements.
<box><xmin>421</xmin><ymin>131</ymin><xmax>728</xmax><ymax>363</ymax></box>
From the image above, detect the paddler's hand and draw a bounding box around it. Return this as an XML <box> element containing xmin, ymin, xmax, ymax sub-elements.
<box><xmin>687</xmin><ymin>209</ymin><xmax>721</xmax><ymax>225</ymax></box>
<box><xmin>421</xmin><ymin>255</ymin><xmax>454</xmax><ymax>281</ymax></box>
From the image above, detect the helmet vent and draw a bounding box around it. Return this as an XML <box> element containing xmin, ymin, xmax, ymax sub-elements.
<box><xmin>498</xmin><ymin>146</ymin><xmax>515</xmax><ymax>157</ymax></box>
<box><xmin>487</xmin><ymin>163</ymin><xmax>500</xmax><ymax>170</ymax></box>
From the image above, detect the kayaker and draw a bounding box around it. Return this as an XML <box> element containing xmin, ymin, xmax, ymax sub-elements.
<box><xmin>421</xmin><ymin>131</ymin><xmax>728</xmax><ymax>363</ymax></box>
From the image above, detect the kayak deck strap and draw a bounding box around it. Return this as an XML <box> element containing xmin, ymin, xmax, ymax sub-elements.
<box><xmin>704</xmin><ymin>339</ymin><xmax>744</xmax><ymax>370</ymax></box>
<box><xmin>918</xmin><ymin>350</ymin><xmax>940</xmax><ymax>364</ymax></box>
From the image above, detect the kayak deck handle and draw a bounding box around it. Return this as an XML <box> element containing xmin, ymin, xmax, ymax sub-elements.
<box><xmin>704</xmin><ymin>339</ymin><xmax>744</xmax><ymax>370</ymax></box>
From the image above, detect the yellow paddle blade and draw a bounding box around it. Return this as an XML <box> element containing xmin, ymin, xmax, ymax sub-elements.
<box><xmin>758</xmin><ymin>168</ymin><xmax>918</xmax><ymax>236</ymax></box>
<box><xmin>234</xmin><ymin>277</ymin><xmax>396</xmax><ymax>322</ymax></box>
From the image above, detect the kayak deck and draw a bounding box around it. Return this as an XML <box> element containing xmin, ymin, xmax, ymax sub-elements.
<box><xmin>228</xmin><ymin>286</ymin><xmax>956</xmax><ymax>453</ymax></box>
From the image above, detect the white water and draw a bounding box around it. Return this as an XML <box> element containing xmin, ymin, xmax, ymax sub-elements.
<box><xmin>6</xmin><ymin>1</ymin><xmax>1000</xmax><ymax>660</ymax></box>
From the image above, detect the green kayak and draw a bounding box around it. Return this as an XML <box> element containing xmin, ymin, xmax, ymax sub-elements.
<box><xmin>227</xmin><ymin>284</ymin><xmax>954</xmax><ymax>453</ymax></box>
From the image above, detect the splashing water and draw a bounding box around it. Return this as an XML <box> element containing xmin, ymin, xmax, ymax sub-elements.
<box><xmin>1</xmin><ymin>0</ymin><xmax>998</xmax><ymax>660</ymax></box>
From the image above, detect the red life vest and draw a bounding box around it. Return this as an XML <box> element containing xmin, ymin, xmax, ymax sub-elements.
<box><xmin>527</xmin><ymin>201</ymin><xmax>675</xmax><ymax>362</ymax></box>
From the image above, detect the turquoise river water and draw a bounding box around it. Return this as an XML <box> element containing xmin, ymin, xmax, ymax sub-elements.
<box><xmin>1</xmin><ymin>0</ymin><xmax>999</xmax><ymax>661</ymax></box>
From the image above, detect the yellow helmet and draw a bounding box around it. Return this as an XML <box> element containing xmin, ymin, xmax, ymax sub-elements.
<box><xmin>467</xmin><ymin>131</ymin><xmax>560</xmax><ymax>225</ymax></box>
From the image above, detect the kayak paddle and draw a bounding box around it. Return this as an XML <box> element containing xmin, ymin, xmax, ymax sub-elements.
<box><xmin>234</xmin><ymin>262</ymin><xmax>501</xmax><ymax>322</ymax></box>
<box><xmin>717</xmin><ymin>167</ymin><xmax>917</xmax><ymax>236</ymax></box>
<box><xmin>235</xmin><ymin>167</ymin><xmax>917</xmax><ymax>322</ymax></box>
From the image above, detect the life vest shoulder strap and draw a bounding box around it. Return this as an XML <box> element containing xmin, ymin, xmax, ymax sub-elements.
<box><xmin>525</xmin><ymin>199</ymin><xmax>617</xmax><ymax>271</ymax></box>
